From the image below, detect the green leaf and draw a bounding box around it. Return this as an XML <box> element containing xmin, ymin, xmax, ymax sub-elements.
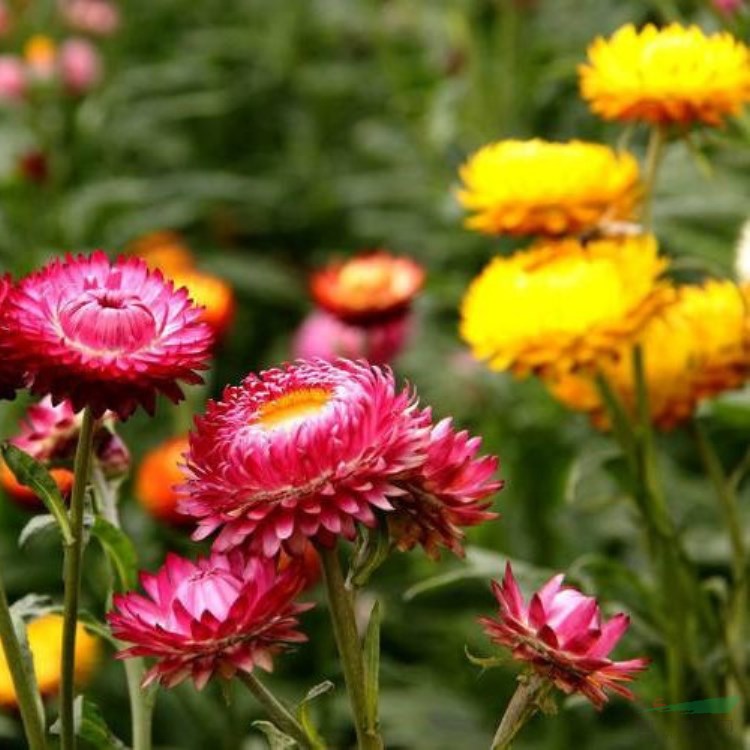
<box><xmin>296</xmin><ymin>681</ymin><xmax>333</xmax><ymax>749</ymax></box>
<box><xmin>362</xmin><ymin>600</ymin><xmax>380</xmax><ymax>733</ymax></box>
<box><xmin>9</xmin><ymin>609</ymin><xmax>46</xmax><ymax>735</ymax></box>
<box><xmin>9</xmin><ymin>594</ymin><xmax>55</xmax><ymax>623</ymax></box>
<box><xmin>464</xmin><ymin>645</ymin><xmax>509</xmax><ymax>671</ymax></box>
<box><xmin>79</xmin><ymin>698</ymin><xmax>128</xmax><ymax>749</ymax></box>
<box><xmin>1</xmin><ymin>444</ymin><xmax>73</xmax><ymax>546</ymax></box>
<box><xmin>91</xmin><ymin>518</ymin><xmax>138</xmax><ymax>591</ymax></box>
<box><xmin>252</xmin><ymin>720</ymin><xmax>297</xmax><ymax>749</ymax></box>
<box><xmin>18</xmin><ymin>514</ymin><xmax>60</xmax><ymax>548</ymax></box>
<box><xmin>347</xmin><ymin>520</ymin><xmax>391</xmax><ymax>588</ymax></box>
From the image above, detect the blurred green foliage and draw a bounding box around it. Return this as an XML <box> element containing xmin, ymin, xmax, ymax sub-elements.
<box><xmin>1</xmin><ymin>0</ymin><xmax>750</xmax><ymax>748</ymax></box>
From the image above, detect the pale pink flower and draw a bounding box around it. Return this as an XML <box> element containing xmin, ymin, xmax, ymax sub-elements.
<box><xmin>108</xmin><ymin>550</ymin><xmax>310</xmax><ymax>689</ymax></box>
<box><xmin>713</xmin><ymin>0</ymin><xmax>743</xmax><ymax>14</ymax></box>
<box><xmin>60</xmin><ymin>0</ymin><xmax>120</xmax><ymax>36</ymax></box>
<box><xmin>479</xmin><ymin>563</ymin><xmax>649</xmax><ymax>708</ymax></box>
<box><xmin>58</xmin><ymin>38</ymin><xmax>101</xmax><ymax>95</ymax></box>
<box><xmin>0</xmin><ymin>56</ymin><xmax>26</xmax><ymax>102</ymax></box>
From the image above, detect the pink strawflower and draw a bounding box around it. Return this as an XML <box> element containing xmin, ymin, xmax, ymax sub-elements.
<box><xmin>2</xmin><ymin>251</ymin><xmax>213</xmax><ymax>419</ymax></box>
<box><xmin>58</xmin><ymin>38</ymin><xmax>101</xmax><ymax>95</ymax></box>
<box><xmin>713</xmin><ymin>0</ymin><xmax>743</xmax><ymax>14</ymax></box>
<box><xmin>0</xmin><ymin>56</ymin><xmax>26</xmax><ymax>102</ymax></box>
<box><xmin>0</xmin><ymin>275</ymin><xmax>25</xmax><ymax>399</ymax></box>
<box><xmin>180</xmin><ymin>358</ymin><xmax>500</xmax><ymax>557</ymax></box>
<box><xmin>292</xmin><ymin>310</ymin><xmax>411</xmax><ymax>365</ymax></box>
<box><xmin>10</xmin><ymin>396</ymin><xmax>129</xmax><ymax>476</ymax></box>
<box><xmin>108</xmin><ymin>550</ymin><xmax>310</xmax><ymax>689</ymax></box>
<box><xmin>479</xmin><ymin>563</ymin><xmax>649</xmax><ymax>709</ymax></box>
<box><xmin>60</xmin><ymin>0</ymin><xmax>120</xmax><ymax>36</ymax></box>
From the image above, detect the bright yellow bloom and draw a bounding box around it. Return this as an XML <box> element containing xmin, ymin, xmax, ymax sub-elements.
<box><xmin>579</xmin><ymin>24</ymin><xmax>750</xmax><ymax>126</ymax></box>
<box><xmin>0</xmin><ymin>614</ymin><xmax>100</xmax><ymax>707</ymax></box>
<box><xmin>459</xmin><ymin>235</ymin><xmax>668</xmax><ymax>377</ymax></box>
<box><xmin>549</xmin><ymin>280</ymin><xmax>750</xmax><ymax>429</ymax></box>
<box><xmin>457</xmin><ymin>140</ymin><xmax>641</xmax><ymax>237</ymax></box>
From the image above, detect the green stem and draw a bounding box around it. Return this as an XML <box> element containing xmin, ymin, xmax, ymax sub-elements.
<box><xmin>641</xmin><ymin>125</ymin><xmax>667</xmax><ymax>230</ymax></box>
<box><xmin>691</xmin><ymin>420</ymin><xmax>748</xmax><ymax>731</ymax></box>
<box><xmin>237</xmin><ymin>672</ymin><xmax>313</xmax><ymax>750</ymax></box>
<box><xmin>60</xmin><ymin>407</ymin><xmax>96</xmax><ymax>750</ymax></box>
<box><xmin>319</xmin><ymin>545</ymin><xmax>382</xmax><ymax>750</ymax></box>
<box><xmin>490</xmin><ymin>674</ymin><xmax>547</xmax><ymax>750</ymax></box>
<box><xmin>0</xmin><ymin>574</ymin><xmax>47</xmax><ymax>750</ymax></box>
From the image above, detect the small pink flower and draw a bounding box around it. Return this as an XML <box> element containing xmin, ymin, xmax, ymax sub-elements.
<box><xmin>60</xmin><ymin>0</ymin><xmax>120</xmax><ymax>36</ymax></box>
<box><xmin>0</xmin><ymin>2</ymin><xmax>12</xmax><ymax>38</ymax></box>
<box><xmin>479</xmin><ymin>563</ymin><xmax>649</xmax><ymax>708</ymax></box>
<box><xmin>108</xmin><ymin>550</ymin><xmax>310</xmax><ymax>689</ymax></box>
<box><xmin>292</xmin><ymin>310</ymin><xmax>411</xmax><ymax>365</ymax></box>
<box><xmin>58</xmin><ymin>38</ymin><xmax>101</xmax><ymax>95</ymax></box>
<box><xmin>713</xmin><ymin>0</ymin><xmax>743</xmax><ymax>14</ymax></box>
<box><xmin>2</xmin><ymin>251</ymin><xmax>213</xmax><ymax>419</ymax></box>
<box><xmin>180</xmin><ymin>359</ymin><xmax>501</xmax><ymax>558</ymax></box>
<box><xmin>0</xmin><ymin>56</ymin><xmax>26</xmax><ymax>103</ymax></box>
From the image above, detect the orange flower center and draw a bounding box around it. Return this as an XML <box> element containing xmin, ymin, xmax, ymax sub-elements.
<box><xmin>338</xmin><ymin>260</ymin><xmax>395</xmax><ymax>306</ymax></box>
<box><xmin>257</xmin><ymin>388</ymin><xmax>331</xmax><ymax>428</ymax></box>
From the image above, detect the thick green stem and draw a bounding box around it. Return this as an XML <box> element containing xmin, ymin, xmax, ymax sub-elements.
<box><xmin>60</xmin><ymin>407</ymin><xmax>96</xmax><ymax>750</ymax></box>
<box><xmin>0</xmin><ymin>574</ymin><xmax>47</xmax><ymax>750</ymax></box>
<box><xmin>123</xmin><ymin>659</ymin><xmax>155</xmax><ymax>750</ymax></box>
<box><xmin>691</xmin><ymin>420</ymin><xmax>748</xmax><ymax>731</ymax></box>
<box><xmin>319</xmin><ymin>546</ymin><xmax>382</xmax><ymax>750</ymax></box>
<box><xmin>491</xmin><ymin>674</ymin><xmax>547</xmax><ymax>750</ymax></box>
<box><xmin>238</xmin><ymin>672</ymin><xmax>313</xmax><ymax>749</ymax></box>
<box><xmin>641</xmin><ymin>126</ymin><xmax>667</xmax><ymax>230</ymax></box>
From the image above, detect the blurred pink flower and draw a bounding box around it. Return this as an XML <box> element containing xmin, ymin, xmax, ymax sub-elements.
<box><xmin>292</xmin><ymin>310</ymin><xmax>410</xmax><ymax>365</ymax></box>
<box><xmin>59</xmin><ymin>38</ymin><xmax>102</xmax><ymax>95</ymax></box>
<box><xmin>479</xmin><ymin>563</ymin><xmax>649</xmax><ymax>708</ymax></box>
<box><xmin>713</xmin><ymin>0</ymin><xmax>743</xmax><ymax>12</ymax></box>
<box><xmin>60</xmin><ymin>0</ymin><xmax>120</xmax><ymax>36</ymax></box>
<box><xmin>0</xmin><ymin>2</ymin><xmax>12</xmax><ymax>37</ymax></box>
<box><xmin>0</xmin><ymin>56</ymin><xmax>26</xmax><ymax>102</ymax></box>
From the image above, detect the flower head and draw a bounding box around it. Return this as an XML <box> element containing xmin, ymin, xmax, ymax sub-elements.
<box><xmin>457</xmin><ymin>140</ymin><xmax>641</xmax><ymax>237</ymax></box>
<box><xmin>310</xmin><ymin>251</ymin><xmax>424</xmax><ymax>325</ymax></box>
<box><xmin>293</xmin><ymin>310</ymin><xmax>411</xmax><ymax>365</ymax></box>
<box><xmin>480</xmin><ymin>564</ymin><xmax>648</xmax><ymax>708</ymax></box>
<box><xmin>0</xmin><ymin>56</ymin><xmax>26</xmax><ymax>102</ymax></box>
<box><xmin>3</xmin><ymin>251</ymin><xmax>213</xmax><ymax>419</ymax></box>
<box><xmin>171</xmin><ymin>269</ymin><xmax>235</xmax><ymax>340</ymax></box>
<box><xmin>1</xmin><ymin>464</ymin><xmax>74</xmax><ymax>510</ymax></box>
<box><xmin>60</xmin><ymin>0</ymin><xmax>121</xmax><ymax>36</ymax></box>
<box><xmin>58</xmin><ymin>37</ymin><xmax>101</xmax><ymax>95</ymax></box>
<box><xmin>128</xmin><ymin>230</ymin><xmax>195</xmax><ymax>276</ymax></box>
<box><xmin>579</xmin><ymin>24</ymin><xmax>750</xmax><ymax>126</ymax></box>
<box><xmin>0</xmin><ymin>614</ymin><xmax>99</xmax><ymax>706</ymax></box>
<box><xmin>108</xmin><ymin>550</ymin><xmax>310</xmax><ymax>689</ymax></box>
<box><xmin>136</xmin><ymin>436</ymin><xmax>191</xmax><ymax>525</ymax></box>
<box><xmin>460</xmin><ymin>235</ymin><xmax>668</xmax><ymax>378</ymax></box>
<box><xmin>180</xmin><ymin>359</ymin><xmax>500</xmax><ymax>557</ymax></box>
<box><xmin>24</xmin><ymin>35</ymin><xmax>57</xmax><ymax>82</ymax></box>
<box><xmin>0</xmin><ymin>275</ymin><xmax>25</xmax><ymax>399</ymax></box>
<box><xmin>548</xmin><ymin>280</ymin><xmax>750</xmax><ymax>429</ymax></box>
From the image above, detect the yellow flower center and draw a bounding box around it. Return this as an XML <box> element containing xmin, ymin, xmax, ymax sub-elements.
<box><xmin>257</xmin><ymin>388</ymin><xmax>331</xmax><ymax>428</ymax></box>
<box><xmin>24</xmin><ymin>35</ymin><xmax>57</xmax><ymax>67</ymax></box>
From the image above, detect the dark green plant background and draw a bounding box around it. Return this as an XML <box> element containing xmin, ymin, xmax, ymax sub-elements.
<box><xmin>1</xmin><ymin>0</ymin><xmax>749</xmax><ymax>748</ymax></box>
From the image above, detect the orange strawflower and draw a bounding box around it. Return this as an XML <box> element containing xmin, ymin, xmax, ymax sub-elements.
<box><xmin>171</xmin><ymin>270</ymin><xmax>235</xmax><ymax>339</ymax></box>
<box><xmin>127</xmin><ymin>230</ymin><xmax>194</xmax><ymax>276</ymax></box>
<box><xmin>1</xmin><ymin>462</ymin><xmax>74</xmax><ymax>510</ymax></box>
<box><xmin>135</xmin><ymin>436</ymin><xmax>190</xmax><ymax>525</ymax></box>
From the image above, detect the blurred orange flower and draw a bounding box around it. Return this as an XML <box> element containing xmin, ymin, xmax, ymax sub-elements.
<box><xmin>135</xmin><ymin>436</ymin><xmax>190</xmax><ymax>525</ymax></box>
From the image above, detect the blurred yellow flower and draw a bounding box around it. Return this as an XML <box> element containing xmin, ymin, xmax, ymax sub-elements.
<box><xmin>171</xmin><ymin>269</ymin><xmax>235</xmax><ymax>338</ymax></box>
<box><xmin>0</xmin><ymin>614</ymin><xmax>100</xmax><ymax>707</ymax></box>
<box><xmin>580</xmin><ymin>24</ymin><xmax>750</xmax><ymax>126</ymax></box>
<box><xmin>549</xmin><ymin>280</ymin><xmax>750</xmax><ymax>429</ymax></box>
<box><xmin>24</xmin><ymin>35</ymin><xmax>57</xmax><ymax>69</ymax></box>
<box><xmin>128</xmin><ymin>230</ymin><xmax>195</xmax><ymax>276</ymax></box>
<box><xmin>459</xmin><ymin>235</ymin><xmax>668</xmax><ymax>377</ymax></box>
<box><xmin>457</xmin><ymin>139</ymin><xmax>641</xmax><ymax>237</ymax></box>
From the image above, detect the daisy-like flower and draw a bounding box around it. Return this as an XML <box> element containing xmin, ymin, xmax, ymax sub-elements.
<box><xmin>2</xmin><ymin>251</ymin><xmax>213</xmax><ymax>419</ymax></box>
<box><xmin>170</xmin><ymin>269</ymin><xmax>235</xmax><ymax>340</ymax></box>
<box><xmin>310</xmin><ymin>251</ymin><xmax>424</xmax><ymax>325</ymax></box>
<box><xmin>0</xmin><ymin>614</ymin><xmax>99</xmax><ymax>706</ymax></box>
<box><xmin>0</xmin><ymin>275</ymin><xmax>25</xmax><ymax>400</ymax></box>
<box><xmin>457</xmin><ymin>140</ymin><xmax>641</xmax><ymax>237</ymax></box>
<box><xmin>480</xmin><ymin>564</ymin><xmax>648</xmax><ymax>709</ymax></box>
<box><xmin>135</xmin><ymin>436</ymin><xmax>191</xmax><ymax>525</ymax></box>
<box><xmin>579</xmin><ymin>24</ymin><xmax>750</xmax><ymax>126</ymax></box>
<box><xmin>293</xmin><ymin>310</ymin><xmax>411</xmax><ymax>365</ymax></box>
<box><xmin>180</xmin><ymin>359</ymin><xmax>500</xmax><ymax>557</ymax></box>
<box><xmin>548</xmin><ymin>280</ymin><xmax>750</xmax><ymax>430</ymax></box>
<box><xmin>107</xmin><ymin>550</ymin><xmax>310</xmax><ymax>689</ymax></box>
<box><xmin>460</xmin><ymin>235</ymin><xmax>669</xmax><ymax>378</ymax></box>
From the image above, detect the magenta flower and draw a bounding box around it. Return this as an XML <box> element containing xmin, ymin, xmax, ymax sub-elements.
<box><xmin>479</xmin><ymin>564</ymin><xmax>649</xmax><ymax>708</ymax></box>
<box><xmin>180</xmin><ymin>359</ymin><xmax>500</xmax><ymax>557</ymax></box>
<box><xmin>2</xmin><ymin>251</ymin><xmax>213</xmax><ymax>418</ymax></box>
<box><xmin>0</xmin><ymin>275</ymin><xmax>25</xmax><ymax>399</ymax></box>
<box><xmin>108</xmin><ymin>550</ymin><xmax>311</xmax><ymax>689</ymax></box>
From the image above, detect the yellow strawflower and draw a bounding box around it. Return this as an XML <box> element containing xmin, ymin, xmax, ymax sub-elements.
<box><xmin>580</xmin><ymin>24</ymin><xmax>750</xmax><ymax>126</ymax></box>
<box><xmin>0</xmin><ymin>614</ymin><xmax>100</xmax><ymax>707</ymax></box>
<box><xmin>459</xmin><ymin>234</ymin><xmax>668</xmax><ymax>377</ymax></box>
<box><xmin>548</xmin><ymin>280</ymin><xmax>750</xmax><ymax>430</ymax></box>
<box><xmin>457</xmin><ymin>140</ymin><xmax>641</xmax><ymax>237</ymax></box>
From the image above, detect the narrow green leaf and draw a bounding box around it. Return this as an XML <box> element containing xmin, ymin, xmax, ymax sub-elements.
<box><xmin>464</xmin><ymin>645</ymin><xmax>509</xmax><ymax>671</ymax></box>
<box><xmin>79</xmin><ymin>698</ymin><xmax>128</xmax><ymax>749</ymax></box>
<box><xmin>9</xmin><ymin>594</ymin><xmax>55</xmax><ymax>623</ymax></box>
<box><xmin>362</xmin><ymin>600</ymin><xmax>381</xmax><ymax>732</ymax></box>
<box><xmin>91</xmin><ymin>518</ymin><xmax>138</xmax><ymax>591</ymax></box>
<box><xmin>252</xmin><ymin>720</ymin><xmax>296</xmax><ymax>749</ymax></box>
<box><xmin>1</xmin><ymin>444</ymin><xmax>73</xmax><ymax>546</ymax></box>
<box><xmin>9</xmin><ymin>610</ymin><xmax>46</xmax><ymax>735</ymax></box>
<box><xmin>18</xmin><ymin>514</ymin><xmax>60</xmax><ymax>548</ymax></box>
<box><xmin>296</xmin><ymin>681</ymin><xmax>333</xmax><ymax>749</ymax></box>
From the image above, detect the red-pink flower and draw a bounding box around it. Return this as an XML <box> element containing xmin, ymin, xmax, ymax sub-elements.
<box><xmin>292</xmin><ymin>310</ymin><xmax>411</xmax><ymax>365</ymax></box>
<box><xmin>0</xmin><ymin>275</ymin><xmax>25</xmax><ymax>400</ymax></box>
<box><xmin>0</xmin><ymin>56</ymin><xmax>26</xmax><ymax>103</ymax></box>
<box><xmin>58</xmin><ymin>38</ymin><xmax>101</xmax><ymax>95</ymax></box>
<box><xmin>60</xmin><ymin>0</ymin><xmax>121</xmax><ymax>36</ymax></box>
<box><xmin>180</xmin><ymin>359</ymin><xmax>500</xmax><ymax>557</ymax></box>
<box><xmin>2</xmin><ymin>251</ymin><xmax>213</xmax><ymax>419</ymax></box>
<box><xmin>108</xmin><ymin>550</ymin><xmax>310</xmax><ymax>689</ymax></box>
<box><xmin>479</xmin><ymin>564</ymin><xmax>649</xmax><ymax>709</ymax></box>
